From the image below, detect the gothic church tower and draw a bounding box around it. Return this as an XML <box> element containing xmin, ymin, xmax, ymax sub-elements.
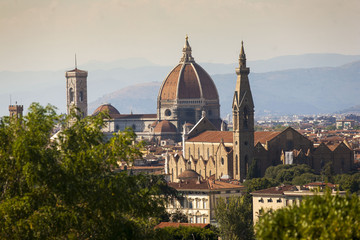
<box><xmin>232</xmin><ymin>42</ymin><xmax>254</xmax><ymax>181</ymax></box>
<box><xmin>66</xmin><ymin>61</ymin><xmax>88</xmax><ymax>117</ymax></box>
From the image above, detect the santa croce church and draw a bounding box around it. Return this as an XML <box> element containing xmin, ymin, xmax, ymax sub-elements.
<box><xmin>65</xmin><ymin>37</ymin><xmax>354</xmax><ymax>182</ymax></box>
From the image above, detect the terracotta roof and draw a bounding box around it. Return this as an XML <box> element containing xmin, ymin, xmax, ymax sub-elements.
<box><xmin>155</xmin><ymin>222</ymin><xmax>210</xmax><ymax>229</ymax></box>
<box><xmin>159</xmin><ymin>51</ymin><xmax>218</xmax><ymax>101</ymax></box>
<box><xmin>92</xmin><ymin>103</ymin><xmax>120</xmax><ymax>118</ymax></box>
<box><xmin>254</xmin><ymin>131</ymin><xmax>281</xmax><ymax>144</ymax></box>
<box><xmin>154</xmin><ymin>120</ymin><xmax>177</xmax><ymax>133</ymax></box>
<box><xmin>168</xmin><ymin>179</ymin><xmax>244</xmax><ymax>191</ymax></box>
<box><xmin>178</xmin><ymin>169</ymin><xmax>200</xmax><ymax>180</ymax></box>
<box><xmin>187</xmin><ymin>130</ymin><xmax>281</xmax><ymax>145</ymax></box>
<box><xmin>251</xmin><ymin>185</ymin><xmax>295</xmax><ymax>195</ymax></box>
<box><xmin>187</xmin><ymin>131</ymin><xmax>233</xmax><ymax>143</ymax></box>
<box><xmin>327</xmin><ymin>144</ymin><xmax>339</xmax><ymax>151</ymax></box>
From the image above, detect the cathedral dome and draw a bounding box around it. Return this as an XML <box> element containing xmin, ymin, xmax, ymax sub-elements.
<box><xmin>158</xmin><ymin>37</ymin><xmax>219</xmax><ymax>101</ymax></box>
<box><xmin>93</xmin><ymin>103</ymin><xmax>120</xmax><ymax>118</ymax></box>
<box><xmin>154</xmin><ymin>120</ymin><xmax>177</xmax><ymax>133</ymax></box>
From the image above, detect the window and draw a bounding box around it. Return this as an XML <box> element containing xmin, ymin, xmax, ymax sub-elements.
<box><xmin>236</xmin><ymin>155</ymin><xmax>238</xmax><ymax>175</ymax></box>
<box><xmin>79</xmin><ymin>91</ymin><xmax>83</xmax><ymax>102</ymax></box>
<box><xmin>196</xmin><ymin>216</ymin><xmax>201</xmax><ymax>223</ymax></box>
<box><xmin>267</xmin><ymin>198</ymin><xmax>272</xmax><ymax>203</ymax></box>
<box><xmin>203</xmin><ymin>218</ymin><xmax>207</xmax><ymax>223</ymax></box>
<box><xmin>245</xmin><ymin>155</ymin><xmax>249</xmax><ymax>176</ymax></box>
<box><xmin>277</xmin><ymin>198</ymin><xmax>282</xmax><ymax>203</ymax></box>
<box><xmin>115</xmin><ymin>125</ymin><xmax>119</xmax><ymax>131</ymax></box>
<box><xmin>221</xmin><ymin>157</ymin><xmax>224</xmax><ymax>165</ymax></box>
<box><xmin>189</xmin><ymin>201</ymin><xmax>193</xmax><ymax>209</ymax></box>
<box><xmin>165</xmin><ymin>109</ymin><xmax>171</xmax><ymax>116</ymax></box>
<box><xmin>203</xmin><ymin>201</ymin><xmax>207</xmax><ymax>209</ymax></box>
<box><xmin>190</xmin><ymin>217</ymin><xmax>193</xmax><ymax>223</ymax></box>
<box><xmin>198</xmin><ymin>148</ymin><xmax>200</xmax><ymax>158</ymax></box>
<box><xmin>196</xmin><ymin>201</ymin><xmax>200</xmax><ymax>209</ymax></box>
<box><xmin>209</xmin><ymin>170</ymin><xmax>211</xmax><ymax>176</ymax></box>
<box><xmin>69</xmin><ymin>88</ymin><xmax>74</xmax><ymax>102</ymax></box>
<box><xmin>243</xmin><ymin>107</ymin><xmax>249</xmax><ymax>129</ymax></box>
<box><xmin>207</xmin><ymin>148</ymin><xmax>209</xmax><ymax>159</ymax></box>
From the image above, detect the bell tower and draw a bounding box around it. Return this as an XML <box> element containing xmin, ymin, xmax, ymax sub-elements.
<box><xmin>65</xmin><ymin>56</ymin><xmax>88</xmax><ymax>117</ymax></box>
<box><xmin>232</xmin><ymin>41</ymin><xmax>254</xmax><ymax>181</ymax></box>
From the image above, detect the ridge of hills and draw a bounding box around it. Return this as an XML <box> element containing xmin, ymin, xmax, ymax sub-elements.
<box><xmin>89</xmin><ymin>60</ymin><xmax>360</xmax><ymax>117</ymax></box>
<box><xmin>1</xmin><ymin>53</ymin><xmax>360</xmax><ymax>117</ymax></box>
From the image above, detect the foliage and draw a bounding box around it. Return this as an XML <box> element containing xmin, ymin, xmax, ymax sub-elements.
<box><xmin>246</xmin><ymin>158</ymin><xmax>260</xmax><ymax>179</ymax></box>
<box><xmin>292</xmin><ymin>172</ymin><xmax>321</xmax><ymax>185</ymax></box>
<box><xmin>264</xmin><ymin>164</ymin><xmax>314</xmax><ymax>184</ymax></box>
<box><xmin>325</xmin><ymin>124</ymin><xmax>336</xmax><ymax>130</ymax></box>
<box><xmin>170</xmin><ymin>209</ymin><xmax>188</xmax><ymax>223</ymax></box>
<box><xmin>256</xmin><ymin>191</ymin><xmax>360</xmax><ymax>239</ymax></box>
<box><xmin>321</xmin><ymin>161</ymin><xmax>334</xmax><ymax>183</ymax></box>
<box><xmin>155</xmin><ymin>226</ymin><xmax>218</xmax><ymax>240</ymax></box>
<box><xmin>0</xmin><ymin>103</ymin><xmax>176</xmax><ymax>239</ymax></box>
<box><xmin>215</xmin><ymin>196</ymin><xmax>254</xmax><ymax>240</ymax></box>
<box><xmin>334</xmin><ymin>173</ymin><xmax>360</xmax><ymax>193</ymax></box>
<box><xmin>244</xmin><ymin>178</ymin><xmax>277</xmax><ymax>194</ymax></box>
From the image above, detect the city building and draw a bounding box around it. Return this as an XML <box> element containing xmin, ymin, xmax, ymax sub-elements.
<box><xmin>166</xmin><ymin>169</ymin><xmax>245</xmax><ymax>224</ymax></box>
<box><xmin>251</xmin><ymin>183</ymin><xmax>345</xmax><ymax>224</ymax></box>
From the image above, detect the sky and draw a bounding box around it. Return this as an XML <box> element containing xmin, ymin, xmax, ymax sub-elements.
<box><xmin>0</xmin><ymin>0</ymin><xmax>359</xmax><ymax>71</ymax></box>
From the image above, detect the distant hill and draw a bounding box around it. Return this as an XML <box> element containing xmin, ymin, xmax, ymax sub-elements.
<box><xmin>1</xmin><ymin>53</ymin><xmax>360</xmax><ymax>117</ymax></box>
<box><xmin>88</xmin><ymin>60</ymin><xmax>360</xmax><ymax>117</ymax></box>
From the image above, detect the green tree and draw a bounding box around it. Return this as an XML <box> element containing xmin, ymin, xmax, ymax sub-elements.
<box><xmin>171</xmin><ymin>209</ymin><xmax>188</xmax><ymax>223</ymax></box>
<box><xmin>155</xmin><ymin>226</ymin><xmax>218</xmax><ymax>240</ymax></box>
<box><xmin>215</xmin><ymin>196</ymin><xmax>254</xmax><ymax>240</ymax></box>
<box><xmin>264</xmin><ymin>164</ymin><xmax>314</xmax><ymax>184</ymax></box>
<box><xmin>0</xmin><ymin>103</ymin><xmax>176</xmax><ymax>239</ymax></box>
<box><xmin>256</xmin><ymin>191</ymin><xmax>360</xmax><ymax>239</ymax></box>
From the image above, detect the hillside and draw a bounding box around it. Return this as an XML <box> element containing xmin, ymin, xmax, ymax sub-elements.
<box><xmin>89</xmin><ymin>61</ymin><xmax>360</xmax><ymax>117</ymax></box>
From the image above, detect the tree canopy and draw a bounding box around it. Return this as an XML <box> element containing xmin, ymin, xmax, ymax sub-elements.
<box><xmin>255</xmin><ymin>191</ymin><xmax>360</xmax><ymax>239</ymax></box>
<box><xmin>0</xmin><ymin>103</ymin><xmax>176</xmax><ymax>239</ymax></box>
<box><xmin>215</xmin><ymin>196</ymin><xmax>254</xmax><ymax>240</ymax></box>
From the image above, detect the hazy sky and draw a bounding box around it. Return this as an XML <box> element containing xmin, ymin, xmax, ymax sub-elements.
<box><xmin>1</xmin><ymin>0</ymin><xmax>359</xmax><ymax>71</ymax></box>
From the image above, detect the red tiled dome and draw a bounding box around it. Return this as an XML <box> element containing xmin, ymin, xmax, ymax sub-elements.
<box><xmin>158</xmin><ymin>37</ymin><xmax>219</xmax><ymax>101</ymax></box>
<box><xmin>154</xmin><ymin>120</ymin><xmax>177</xmax><ymax>133</ymax></box>
<box><xmin>92</xmin><ymin>103</ymin><xmax>120</xmax><ymax>118</ymax></box>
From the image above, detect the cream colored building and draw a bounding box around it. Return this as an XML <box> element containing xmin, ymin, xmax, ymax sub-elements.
<box><xmin>167</xmin><ymin>169</ymin><xmax>245</xmax><ymax>224</ymax></box>
<box><xmin>251</xmin><ymin>183</ymin><xmax>346</xmax><ymax>224</ymax></box>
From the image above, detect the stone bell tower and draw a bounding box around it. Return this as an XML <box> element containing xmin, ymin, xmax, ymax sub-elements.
<box><xmin>232</xmin><ymin>41</ymin><xmax>254</xmax><ymax>181</ymax></box>
<box><xmin>65</xmin><ymin>56</ymin><xmax>88</xmax><ymax>117</ymax></box>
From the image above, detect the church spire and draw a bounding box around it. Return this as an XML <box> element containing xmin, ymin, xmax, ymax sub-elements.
<box><xmin>180</xmin><ymin>35</ymin><xmax>195</xmax><ymax>63</ymax></box>
<box><xmin>239</xmin><ymin>41</ymin><xmax>246</xmax><ymax>68</ymax></box>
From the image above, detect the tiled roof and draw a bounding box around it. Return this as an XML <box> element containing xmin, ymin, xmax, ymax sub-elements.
<box><xmin>254</xmin><ymin>131</ymin><xmax>281</xmax><ymax>144</ymax></box>
<box><xmin>186</xmin><ymin>130</ymin><xmax>281</xmax><ymax>145</ymax></box>
<box><xmin>159</xmin><ymin>59</ymin><xmax>218</xmax><ymax>101</ymax></box>
<box><xmin>168</xmin><ymin>179</ymin><xmax>244</xmax><ymax>191</ymax></box>
<box><xmin>187</xmin><ymin>131</ymin><xmax>233</xmax><ymax>143</ymax></box>
<box><xmin>154</xmin><ymin>222</ymin><xmax>210</xmax><ymax>229</ymax></box>
<box><xmin>154</xmin><ymin>120</ymin><xmax>177</xmax><ymax>133</ymax></box>
<box><xmin>251</xmin><ymin>185</ymin><xmax>295</xmax><ymax>195</ymax></box>
<box><xmin>93</xmin><ymin>103</ymin><xmax>120</xmax><ymax>118</ymax></box>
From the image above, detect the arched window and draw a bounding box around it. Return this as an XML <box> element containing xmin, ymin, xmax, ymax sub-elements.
<box><xmin>69</xmin><ymin>88</ymin><xmax>74</xmax><ymax>102</ymax></box>
<box><xmin>207</xmin><ymin>148</ymin><xmax>209</xmax><ymax>159</ymax></box>
<box><xmin>198</xmin><ymin>148</ymin><xmax>200</xmax><ymax>158</ymax></box>
<box><xmin>209</xmin><ymin>170</ymin><xmax>212</xmax><ymax>176</ymax></box>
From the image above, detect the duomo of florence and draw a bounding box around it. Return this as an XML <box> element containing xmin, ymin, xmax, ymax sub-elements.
<box><xmin>64</xmin><ymin>37</ymin><xmax>353</xmax><ymax>182</ymax></box>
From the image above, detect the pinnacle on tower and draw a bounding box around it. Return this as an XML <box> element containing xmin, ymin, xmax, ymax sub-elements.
<box><xmin>239</xmin><ymin>41</ymin><xmax>246</xmax><ymax>68</ymax></box>
<box><xmin>180</xmin><ymin>35</ymin><xmax>195</xmax><ymax>63</ymax></box>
